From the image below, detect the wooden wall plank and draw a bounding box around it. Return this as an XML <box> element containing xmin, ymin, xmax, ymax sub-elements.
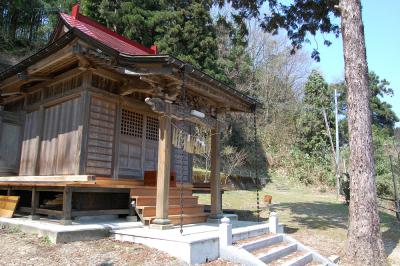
<box><xmin>85</xmin><ymin>96</ymin><xmax>116</xmax><ymax>176</ymax></box>
<box><xmin>38</xmin><ymin>97</ymin><xmax>83</xmax><ymax>175</ymax></box>
<box><xmin>19</xmin><ymin>111</ymin><xmax>40</xmax><ymax>175</ymax></box>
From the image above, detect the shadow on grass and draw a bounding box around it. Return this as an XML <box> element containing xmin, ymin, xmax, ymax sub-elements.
<box><xmin>269</xmin><ymin>201</ymin><xmax>400</xmax><ymax>256</ymax></box>
<box><xmin>271</xmin><ymin>201</ymin><xmax>349</xmax><ymax>231</ymax></box>
<box><xmin>226</xmin><ymin>209</ymin><xmax>269</xmax><ymax>222</ymax></box>
<box><xmin>380</xmin><ymin>212</ymin><xmax>400</xmax><ymax>256</ymax></box>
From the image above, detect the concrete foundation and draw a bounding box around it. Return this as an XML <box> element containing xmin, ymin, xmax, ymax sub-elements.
<box><xmin>0</xmin><ymin>216</ymin><xmax>142</xmax><ymax>244</ymax></box>
<box><xmin>112</xmin><ymin>220</ymin><xmax>270</xmax><ymax>264</ymax></box>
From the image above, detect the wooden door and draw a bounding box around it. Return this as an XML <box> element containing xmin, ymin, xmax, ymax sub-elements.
<box><xmin>118</xmin><ymin>109</ymin><xmax>160</xmax><ymax>178</ymax></box>
<box><xmin>118</xmin><ymin>109</ymin><xmax>144</xmax><ymax>177</ymax></box>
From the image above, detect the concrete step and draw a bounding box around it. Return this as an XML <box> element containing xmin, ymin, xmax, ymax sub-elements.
<box><xmin>130</xmin><ymin>186</ymin><xmax>193</xmax><ymax>197</ymax></box>
<box><xmin>131</xmin><ymin>195</ymin><xmax>199</xmax><ymax>206</ymax></box>
<box><xmin>271</xmin><ymin>251</ymin><xmax>313</xmax><ymax>266</ymax></box>
<box><xmin>232</xmin><ymin>224</ymin><xmax>270</xmax><ymax>242</ymax></box>
<box><xmin>144</xmin><ymin>212</ymin><xmax>209</xmax><ymax>225</ymax></box>
<box><xmin>137</xmin><ymin>204</ymin><xmax>205</xmax><ymax>217</ymax></box>
<box><xmin>240</xmin><ymin>234</ymin><xmax>283</xmax><ymax>252</ymax></box>
<box><xmin>257</xmin><ymin>243</ymin><xmax>298</xmax><ymax>264</ymax></box>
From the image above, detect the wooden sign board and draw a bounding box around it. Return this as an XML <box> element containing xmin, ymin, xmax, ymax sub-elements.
<box><xmin>0</xmin><ymin>196</ymin><xmax>20</xmax><ymax>218</ymax></box>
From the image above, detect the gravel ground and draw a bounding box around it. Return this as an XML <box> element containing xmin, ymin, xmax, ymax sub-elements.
<box><xmin>0</xmin><ymin>227</ymin><xmax>239</xmax><ymax>266</ymax></box>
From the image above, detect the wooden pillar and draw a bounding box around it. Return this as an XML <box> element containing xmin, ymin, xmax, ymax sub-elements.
<box><xmin>30</xmin><ymin>187</ymin><xmax>40</xmax><ymax>220</ymax></box>
<box><xmin>209</xmin><ymin>120</ymin><xmax>223</xmax><ymax>219</ymax></box>
<box><xmin>61</xmin><ymin>186</ymin><xmax>73</xmax><ymax>225</ymax></box>
<box><xmin>151</xmin><ymin>102</ymin><xmax>173</xmax><ymax>229</ymax></box>
<box><xmin>34</xmin><ymin>106</ymin><xmax>44</xmax><ymax>175</ymax></box>
<box><xmin>79</xmin><ymin>89</ymin><xmax>90</xmax><ymax>175</ymax></box>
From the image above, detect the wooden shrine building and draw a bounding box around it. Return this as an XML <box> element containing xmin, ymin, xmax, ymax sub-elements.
<box><xmin>0</xmin><ymin>5</ymin><xmax>256</xmax><ymax>227</ymax></box>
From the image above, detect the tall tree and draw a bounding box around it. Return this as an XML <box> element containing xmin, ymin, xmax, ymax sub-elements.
<box><xmin>341</xmin><ymin>2</ymin><xmax>386</xmax><ymax>261</ymax></box>
<box><xmin>256</xmin><ymin>0</ymin><xmax>387</xmax><ymax>264</ymax></box>
<box><xmin>298</xmin><ymin>70</ymin><xmax>333</xmax><ymax>155</ymax></box>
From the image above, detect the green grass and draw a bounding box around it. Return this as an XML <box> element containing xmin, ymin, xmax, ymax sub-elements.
<box><xmin>195</xmin><ymin>180</ymin><xmax>400</xmax><ymax>264</ymax></box>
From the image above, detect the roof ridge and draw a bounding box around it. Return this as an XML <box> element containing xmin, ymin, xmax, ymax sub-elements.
<box><xmin>58</xmin><ymin>3</ymin><xmax>157</xmax><ymax>55</ymax></box>
<box><xmin>72</xmin><ymin>13</ymin><xmax>155</xmax><ymax>55</ymax></box>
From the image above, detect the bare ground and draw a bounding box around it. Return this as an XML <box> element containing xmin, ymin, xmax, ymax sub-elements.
<box><xmin>0</xmin><ymin>227</ymin><xmax>239</xmax><ymax>266</ymax></box>
<box><xmin>0</xmin><ymin>227</ymin><xmax>187</xmax><ymax>266</ymax></box>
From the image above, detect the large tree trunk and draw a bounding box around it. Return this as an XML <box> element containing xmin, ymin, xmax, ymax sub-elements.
<box><xmin>340</xmin><ymin>0</ymin><xmax>387</xmax><ymax>265</ymax></box>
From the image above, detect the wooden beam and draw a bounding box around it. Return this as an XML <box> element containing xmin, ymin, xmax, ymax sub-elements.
<box><xmin>27</xmin><ymin>44</ymin><xmax>74</xmax><ymax>74</ymax></box>
<box><xmin>22</xmin><ymin>67</ymin><xmax>85</xmax><ymax>94</ymax></box>
<box><xmin>117</xmin><ymin>78</ymin><xmax>153</xmax><ymax>96</ymax></box>
<box><xmin>91</xmin><ymin>67</ymin><xmax>124</xmax><ymax>82</ymax></box>
<box><xmin>71</xmin><ymin>209</ymin><xmax>129</xmax><ymax>217</ymax></box>
<box><xmin>0</xmin><ymin>75</ymin><xmax>20</xmax><ymax>90</ymax></box>
<box><xmin>0</xmin><ymin>175</ymin><xmax>95</xmax><ymax>182</ymax></box>
<box><xmin>17</xmin><ymin>71</ymin><xmax>51</xmax><ymax>82</ymax></box>
<box><xmin>145</xmin><ymin>97</ymin><xmax>218</xmax><ymax>128</ymax></box>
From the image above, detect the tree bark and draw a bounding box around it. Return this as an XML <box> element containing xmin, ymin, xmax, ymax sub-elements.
<box><xmin>340</xmin><ymin>0</ymin><xmax>387</xmax><ymax>265</ymax></box>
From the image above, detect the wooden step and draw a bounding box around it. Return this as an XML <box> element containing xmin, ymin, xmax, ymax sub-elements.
<box><xmin>144</xmin><ymin>213</ymin><xmax>209</xmax><ymax>225</ymax></box>
<box><xmin>137</xmin><ymin>204</ymin><xmax>205</xmax><ymax>217</ymax></box>
<box><xmin>130</xmin><ymin>186</ymin><xmax>193</xmax><ymax>197</ymax></box>
<box><xmin>131</xmin><ymin>195</ymin><xmax>199</xmax><ymax>206</ymax></box>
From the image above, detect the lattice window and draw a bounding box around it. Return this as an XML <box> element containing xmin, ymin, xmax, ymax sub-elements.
<box><xmin>146</xmin><ymin>116</ymin><xmax>159</xmax><ymax>141</ymax></box>
<box><xmin>121</xmin><ymin>109</ymin><xmax>143</xmax><ymax>137</ymax></box>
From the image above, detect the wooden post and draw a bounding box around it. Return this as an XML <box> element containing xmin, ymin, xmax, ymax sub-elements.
<box><xmin>34</xmin><ymin>106</ymin><xmax>44</xmax><ymax>175</ymax></box>
<box><xmin>78</xmin><ymin>89</ymin><xmax>90</xmax><ymax>175</ymax></box>
<box><xmin>30</xmin><ymin>187</ymin><xmax>40</xmax><ymax>220</ymax></box>
<box><xmin>112</xmin><ymin>100</ymin><xmax>122</xmax><ymax>179</ymax></box>
<box><xmin>61</xmin><ymin>186</ymin><xmax>73</xmax><ymax>225</ymax></box>
<box><xmin>209</xmin><ymin>120</ymin><xmax>223</xmax><ymax>220</ymax></box>
<box><xmin>150</xmin><ymin>102</ymin><xmax>173</xmax><ymax>229</ymax></box>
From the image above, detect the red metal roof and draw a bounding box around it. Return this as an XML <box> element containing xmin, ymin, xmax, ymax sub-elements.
<box><xmin>59</xmin><ymin>5</ymin><xmax>157</xmax><ymax>55</ymax></box>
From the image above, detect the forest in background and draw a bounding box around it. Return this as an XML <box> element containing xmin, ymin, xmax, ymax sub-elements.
<box><xmin>1</xmin><ymin>0</ymin><xmax>399</xmax><ymax>197</ymax></box>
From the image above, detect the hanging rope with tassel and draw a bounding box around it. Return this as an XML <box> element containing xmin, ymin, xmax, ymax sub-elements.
<box><xmin>253</xmin><ymin>109</ymin><xmax>260</xmax><ymax>222</ymax></box>
<box><xmin>179</xmin><ymin>65</ymin><xmax>187</xmax><ymax>235</ymax></box>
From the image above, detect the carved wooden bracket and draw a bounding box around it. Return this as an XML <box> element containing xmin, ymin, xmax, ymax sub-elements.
<box><xmin>145</xmin><ymin>97</ymin><xmax>218</xmax><ymax>128</ymax></box>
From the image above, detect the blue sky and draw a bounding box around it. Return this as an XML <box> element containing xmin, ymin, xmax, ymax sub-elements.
<box><xmin>306</xmin><ymin>0</ymin><xmax>400</xmax><ymax>126</ymax></box>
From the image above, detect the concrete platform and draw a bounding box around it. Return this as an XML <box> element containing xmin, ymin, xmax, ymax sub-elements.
<box><xmin>0</xmin><ymin>216</ymin><xmax>142</xmax><ymax>243</ymax></box>
<box><xmin>112</xmin><ymin>220</ymin><xmax>271</xmax><ymax>264</ymax></box>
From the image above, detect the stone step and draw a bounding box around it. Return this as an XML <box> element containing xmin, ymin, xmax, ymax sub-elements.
<box><xmin>131</xmin><ymin>195</ymin><xmax>199</xmax><ymax>206</ymax></box>
<box><xmin>240</xmin><ymin>234</ymin><xmax>284</xmax><ymax>252</ymax></box>
<box><xmin>137</xmin><ymin>204</ymin><xmax>205</xmax><ymax>217</ymax></box>
<box><xmin>257</xmin><ymin>243</ymin><xmax>298</xmax><ymax>264</ymax></box>
<box><xmin>144</xmin><ymin>213</ymin><xmax>209</xmax><ymax>225</ymax></box>
<box><xmin>130</xmin><ymin>186</ymin><xmax>193</xmax><ymax>197</ymax></box>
